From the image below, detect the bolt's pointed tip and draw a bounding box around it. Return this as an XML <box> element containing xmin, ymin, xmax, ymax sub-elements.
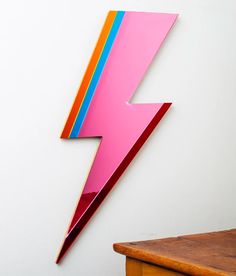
<box><xmin>55</xmin><ymin>258</ymin><xmax>61</xmax><ymax>265</ymax></box>
<box><xmin>55</xmin><ymin>237</ymin><xmax>70</xmax><ymax>264</ymax></box>
<box><xmin>55</xmin><ymin>248</ymin><xmax>64</xmax><ymax>264</ymax></box>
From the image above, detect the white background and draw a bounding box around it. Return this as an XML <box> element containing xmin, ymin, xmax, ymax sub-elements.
<box><xmin>0</xmin><ymin>0</ymin><xmax>235</xmax><ymax>275</ymax></box>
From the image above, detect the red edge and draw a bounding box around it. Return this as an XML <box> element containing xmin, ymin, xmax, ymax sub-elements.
<box><xmin>55</xmin><ymin>103</ymin><xmax>171</xmax><ymax>264</ymax></box>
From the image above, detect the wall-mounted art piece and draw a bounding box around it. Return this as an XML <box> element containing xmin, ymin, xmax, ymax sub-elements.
<box><xmin>57</xmin><ymin>10</ymin><xmax>177</xmax><ymax>263</ymax></box>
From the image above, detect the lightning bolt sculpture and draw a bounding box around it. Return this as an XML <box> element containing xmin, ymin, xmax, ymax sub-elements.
<box><xmin>57</xmin><ymin>10</ymin><xmax>177</xmax><ymax>263</ymax></box>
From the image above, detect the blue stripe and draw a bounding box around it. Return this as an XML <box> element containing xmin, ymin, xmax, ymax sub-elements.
<box><xmin>70</xmin><ymin>11</ymin><xmax>125</xmax><ymax>138</ymax></box>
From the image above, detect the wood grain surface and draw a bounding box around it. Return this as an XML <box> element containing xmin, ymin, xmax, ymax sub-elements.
<box><xmin>114</xmin><ymin>229</ymin><xmax>236</xmax><ymax>276</ymax></box>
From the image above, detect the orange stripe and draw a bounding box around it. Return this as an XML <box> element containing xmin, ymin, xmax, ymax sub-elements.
<box><xmin>61</xmin><ymin>11</ymin><xmax>117</xmax><ymax>138</ymax></box>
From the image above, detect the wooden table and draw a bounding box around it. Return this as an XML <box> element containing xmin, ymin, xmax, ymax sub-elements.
<box><xmin>113</xmin><ymin>229</ymin><xmax>236</xmax><ymax>276</ymax></box>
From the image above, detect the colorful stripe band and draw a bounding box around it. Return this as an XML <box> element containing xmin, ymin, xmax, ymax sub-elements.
<box><xmin>61</xmin><ymin>11</ymin><xmax>125</xmax><ymax>138</ymax></box>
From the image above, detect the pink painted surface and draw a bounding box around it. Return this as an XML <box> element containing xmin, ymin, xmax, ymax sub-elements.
<box><xmin>56</xmin><ymin>12</ymin><xmax>177</xmax><ymax>263</ymax></box>
<box><xmin>71</xmin><ymin>12</ymin><xmax>177</xmax><ymax>226</ymax></box>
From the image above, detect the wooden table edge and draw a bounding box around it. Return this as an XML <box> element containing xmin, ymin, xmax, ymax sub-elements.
<box><xmin>113</xmin><ymin>243</ymin><xmax>232</xmax><ymax>276</ymax></box>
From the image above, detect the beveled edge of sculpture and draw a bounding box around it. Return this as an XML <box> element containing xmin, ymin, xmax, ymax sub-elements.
<box><xmin>56</xmin><ymin>103</ymin><xmax>171</xmax><ymax>264</ymax></box>
<box><xmin>57</xmin><ymin>10</ymin><xmax>177</xmax><ymax>264</ymax></box>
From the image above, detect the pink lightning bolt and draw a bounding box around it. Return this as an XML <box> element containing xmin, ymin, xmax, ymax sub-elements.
<box><xmin>57</xmin><ymin>11</ymin><xmax>177</xmax><ymax>263</ymax></box>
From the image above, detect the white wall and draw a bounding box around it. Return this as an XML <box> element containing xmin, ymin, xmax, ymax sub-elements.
<box><xmin>0</xmin><ymin>0</ymin><xmax>235</xmax><ymax>275</ymax></box>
